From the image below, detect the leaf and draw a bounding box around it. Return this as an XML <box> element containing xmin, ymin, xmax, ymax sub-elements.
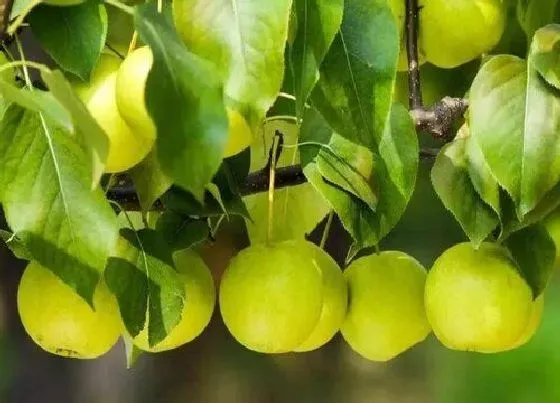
<box><xmin>0</xmin><ymin>105</ymin><xmax>118</xmax><ymax>306</ymax></box>
<box><xmin>505</xmin><ymin>224</ymin><xmax>556</xmax><ymax>298</ymax></box>
<box><xmin>105</xmin><ymin>228</ymin><xmax>185</xmax><ymax>347</ymax></box>
<box><xmin>162</xmin><ymin>162</ymin><xmax>250</xmax><ymax>219</ymax></box>
<box><xmin>134</xmin><ymin>4</ymin><xmax>228</xmax><ymax>202</ymax></box>
<box><xmin>28</xmin><ymin>0</ymin><xmax>108</xmax><ymax>80</ymax></box>
<box><xmin>206</xmin><ymin>183</ymin><xmax>227</xmax><ymax>216</ymax></box>
<box><xmin>10</xmin><ymin>0</ymin><xmax>38</xmax><ymax>19</ymax></box>
<box><xmin>464</xmin><ymin>128</ymin><xmax>502</xmax><ymax>218</ymax></box>
<box><xmin>0</xmin><ymin>80</ymin><xmax>73</xmax><ymax>131</ymax></box>
<box><xmin>129</xmin><ymin>149</ymin><xmax>173</xmax><ymax>211</ymax></box>
<box><xmin>155</xmin><ymin>213</ymin><xmax>208</xmax><ymax>251</ymax></box>
<box><xmin>41</xmin><ymin>70</ymin><xmax>109</xmax><ymax>187</ymax></box>
<box><xmin>173</xmin><ymin>0</ymin><xmax>293</xmax><ymax>127</ymax></box>
<box><xmin>0</xmin><ymin>230</ymin><xmax>32</xmax><ymax>260</ymax></box>
<box><xmin>431</xmin><ymin>139</ymin><xmax>499</xmax><ymax>247</ymax></box>
<box><xmin>310</xmin><ymin>0</ymin><xmax>399</xmax><ymax>149</ymax></box>
<box><xmin>517</xmin><ymin>0</ymin><xmax>559</xmax><ymax>40</ymax></box>
<box><xmin>300</xmin><ymin>103</ymin><xmax>418</xmax><ymax>253</ymax></box>
<box><xmin>288</xmin><ymin>0</ymin><xmax>344</xmax><ymax>118</ymax></box>
<box><xmin>315</xmin><ymin>134</ymin><xmax>377</xmax><ymax>210</ymax></box>
<box><xmin>531</xmin><ymin>24</ymin><xmax>560</xmax><ymax>90</ymax></box>
<box><xmin>469</xmin><ymin>54</ymin><xmax>560</xmax><ymax>218</ymax></box>
<box><xmin>501</xmin><ymin>180</ymin><xmax>560</xmax><ymax>237</ymax></box>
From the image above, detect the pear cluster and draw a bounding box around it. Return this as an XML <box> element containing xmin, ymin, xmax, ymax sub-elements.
<box><xmin>219</xmin><ymin>240</ymin><xmax>431</xmax><ymax>360</ymax></box>
<box><xmin>17</xmin><ymin>233</ymin><xmax>551</xmax><ymax>361</ymax></box>
<box><xmin>219</xmin><ymin>237</ymin><xmax>550</xmax><ymax>361</ymax></box>
<box><xmin>77</xmin><ymin>50</ymin><xmax>156</xmax><ymax>173</ymax></box>
<box><xmin>17</xmin><ymin>248</ymin><xmax>216</xmax><ymax>358</ymax></box>
<box><xmin>76</xmin><ymin>47</ymin><xmax>252</xmax><ymax>174</ymax></box>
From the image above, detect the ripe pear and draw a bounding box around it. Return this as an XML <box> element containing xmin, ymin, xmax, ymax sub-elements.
<box><xmin>225</xmin><ymin>108</ymin><xmax>252</xmax><ymax>157</ymax></box>
<box><xmin>425</xmin><ymin>242</ymin><xmax>537</xmax><ymax>353</ymax></box>
<box><xmin>86</xmin><ymin>70</ymin><xmax>155</xmax><ymax>173</ymax></box>
<box><xmin>116</xmin><ymin>46</ymin><xmax>157</xmax><ymax>140</ymax></box>
<box><xmin>294</xmin><ymin>243</ymin><xmax>347</xmax><ymax>352</ymax></box>
<box><xmin>419</xmin><ymin>0</ymin><xmax>506</xmax><ymax>68</ymax></box>
<box><xmin>341</xmin><ymin>251</ymin><xmax>430</xmax><ymax>361</ymax></box>
<box><xmin>131</xmin><ymin>249</ymin><xmax>216</xmax><ymax>352</ymax></box>
<box><xmin>219</xmin><ymin>240</ymin><xmax>324</xmax><ymax>353</ymax></box>
<box><xmin>17</xmin><ymin>262</ymin><xmax>122</xmax><ymax>359</ymax></box>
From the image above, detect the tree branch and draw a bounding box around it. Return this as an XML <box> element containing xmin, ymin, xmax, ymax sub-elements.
<box><xmin>412</xmin><ymin>96</ymin><xmax>469</xmax><ymax>139</ymax></box>
<box><xmin>106</xmin><ymin>148</ymin><xmax>440</xmax><ymax>211</ymax></box>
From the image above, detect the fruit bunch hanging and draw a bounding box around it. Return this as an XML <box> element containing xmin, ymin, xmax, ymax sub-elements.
<box><xmin>0</xmin><ymin>0</ymin><xmax>558</xmax><ymax>366</ymax></box>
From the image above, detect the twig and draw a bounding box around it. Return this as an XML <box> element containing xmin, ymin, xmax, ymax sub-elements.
<box><xmin>405</xmin><ymin>0</ymin><xmax>422</xmax><ymax>110</ymax></box>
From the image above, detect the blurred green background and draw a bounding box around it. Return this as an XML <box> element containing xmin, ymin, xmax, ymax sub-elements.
<box><xmin>0</xmin><ymin>160</ymin><xmax>558</xmax><ymax>403</ymax></box>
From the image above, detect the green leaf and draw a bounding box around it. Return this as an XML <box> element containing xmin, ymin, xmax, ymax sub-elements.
<box><xmin>155</xmin><ymin>213</ymin><xmax>208</xmax><ymax>251</ymax></box>
<box><xmin>469</xmin><ymin>54</ymin><xmax>560</xmax><ymax>218</ymax></box>
<box><xmin>41</xmin><ymin>70</ymin><xmax>109</xmax><ymax>187</ymax></box>
<box><xmin>501</xmin><ymin>180</ymin><xmax>560</xmax><ymax>237</ymax></box>
<box><xmin>431</xmin><ymin>139</ymin><xmax>499</xmax><ymax>247</ymax></box>
<box><xmin>302</xmin><ymin>162</ymin><xmax>375</xmax><ymax>253</ymax></box>
<box><xmin>163</xmin><ymin>162</ymin><xmax>250</xmax><ymax>220</ymax></box>
<box><xmin>106</xmin><ymin>3</ymin><xmax>136</xmax><ymax>56</ymax></box>
<box><xmin>464</xmin><ymin>127</ymin><xmax>502</xmax><ymax>218</ymax></box>
<box><xmin>315</xmin><ymin>134</ymin><xmax>377</xmax><ymax>210</ymax></box>
<box><xmin>0</xmin><ymin>230</ymin><xmax>32</xmax><ymax>260</ymax></box>
<box><xmin>300</xmin><ymin>103</ymin><xmax>418</xmax><ymax>253</ymax></box>
<box><xmin>134</xmin><ymin>4</ymin><xmax>228</xmax><ymax>202</ymax></box>
<box><xmin>0</xmin><ymin>80</ymin><xmax>73</xmax><ymax>131</ymax></box>
<box><xmin>173</xmin><ymin>0</ymin><xmax>293</xmax><ymax>127</ymax></box>
<box><xmin>531</xmin><ymin>24</ymin><xmax>560</xmax><ymax>90</ymax></box>
<box><xmin>517</xmin><ymin>0</ymin><xmax>559</xmax><ymax>40</ymax></box>
<box><xmin>0</xmin><ymin>105</ymin><xmax>118</xmax><ymax>306</ymax></box>
<box><xmin>28</xmin><ymin>0</ymin><xmax>108</xmax><ymax>80</ymax></box>
<box><xmin>505</xmin><ymin>224</ymin><xmax>556</xmax><ymax>298</ymax></box>
<box><xmin>10</xmin><ymin>0</ymin><xmax>38</xmax><ymax>19</ymax></box>
<box><xmin>311</xmin><ymin>0</ymin><xmax>399</xmax><ymax>149</ymax></box>
<box><xmin>288</xmin><ymin>0</ymin><xmax>344</xmax><ymax>118</ymax></box>
<box><xmin>105</xmin><ymin>228</ymin><xmax>185</xmax><ymax>347</ymax></box>
<box><xmin>129</xmin><ymin>149</ymin><xmax>173</xmax><ymax>211</ymax></box>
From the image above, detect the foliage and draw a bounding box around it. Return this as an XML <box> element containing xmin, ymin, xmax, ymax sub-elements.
<box><xmin>1</xmin><ymin>0</ymin><xmax>560</xmax><ymax>365</ymax></box>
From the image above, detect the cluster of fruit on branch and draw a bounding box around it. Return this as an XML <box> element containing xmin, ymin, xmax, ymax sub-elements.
<box><xmin>0</xmin><ymin>0</ymin><xmax>559</xmax><ymax>367</ymax></box>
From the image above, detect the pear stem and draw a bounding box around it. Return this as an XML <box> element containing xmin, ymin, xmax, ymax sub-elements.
<box><xmin>127</xmin><ymin>32</ymin><xmax>138</xmax><ymax>56</ymax></box>
<box><xmin>267</xmin><ymin>134</ymin><xmax>282</xmax><ymax>246</ymax></box>
<box><xmin>14</xmin><ymin>35</ymin><xmax>31</xmax><ymax>88</ymax></box>
<box><xmin>320</xmin><ymin>211</ymin><xmax>334</xmax><ymax>250</ymax></box>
